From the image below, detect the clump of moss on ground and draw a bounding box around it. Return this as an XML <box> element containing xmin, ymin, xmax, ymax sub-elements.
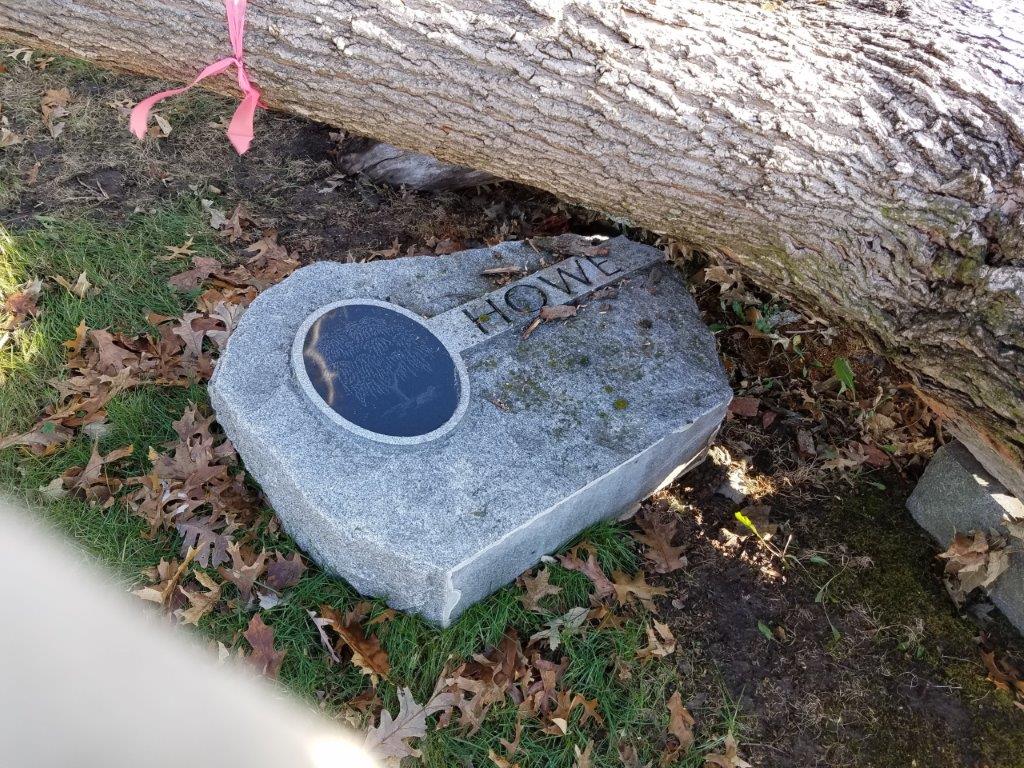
<box><xmin>820</xmin><ymin>483</ymin><xmax>1024</xmax><ymax>768</ymax></box>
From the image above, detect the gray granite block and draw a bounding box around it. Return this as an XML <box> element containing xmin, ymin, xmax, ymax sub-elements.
<box><xmin>907</xmin><ymin>441</ymin><xmax>1024</xmax><ymax>634</ymax></box>
<box><xmin>210</xmin><ymin>235</ymin><xmax>732</xmax><ymax>625</ymax></box>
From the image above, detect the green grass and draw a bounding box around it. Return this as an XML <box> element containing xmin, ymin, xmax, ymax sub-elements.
<box><xmin>0</xmin><ymin>204</ymin><xmax>222</xmax><ymax>433</ymax></box>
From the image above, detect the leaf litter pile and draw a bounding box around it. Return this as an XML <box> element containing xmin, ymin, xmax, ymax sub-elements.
<box><xmin>2</xmin><ymin>43</ymin><xmax>1024</xmax><ymax>768</ymax></box>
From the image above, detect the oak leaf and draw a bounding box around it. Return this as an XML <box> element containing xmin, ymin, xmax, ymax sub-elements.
<box><xmin>704</xmin><ymin>734</ymin><xmax>751</xmax><ymax>768</ymax></box>
<box><xmin>266</xmin><ymin>551</ymin><xmax>306</xmax><ymax>591</ymax></box>
<box><xmin>939</xmin><ymin>530</ymin><xmax>1010</xmax><ymax>606</ymax></box>
<box><xmin>3</xmin><ymin>277</ymin><xmax>42</xmax><ymax>319</ymax></box>
<box><xmin>488</xmin><ymin>750</ymin><xmax>520</xmax><ymax>768</ymax></box>
<box><xmin>363</xmin><ymin>686</ymin><xmax>455</xmax><ymax>761</ymax></box>
<box><xmin>539</xmin><ymin>304</ymin><xmax>577</xmax><ymax>321</ymax></box>
<box><xmin>666</xmin><ymin>690</ymin><xmax>695</xmax><ymax>753</ymax></box>
<box><xmin>308</xmin><ymin>610</ymin><xmax>341</xmax><ymax>663</ymax></box>
<box><xmin>574</xmin><ymin>740</ymin><xmax>595</xmax><ymax>768</ymax></box>
<box><xmin>133</xmin><ymin>549</ymin><xmax>196</xmax><ymax>607</ymax></box>
<box><xmin>0</xmin><ymin>421</ymin><xmax>73</xmax><ymax>455</ymax></box>
<box><xmin>175</xmin><ymin>570</ymin><xmax>222</xmax><ymax>625</ymax></box>
<box><xmin>162</xmin><ymin>236</ymin><xmax>196</xmax><ymax>261</ymax></box>
<box><xmin>317</xmin><ymin>604</ymin><xmax>390</xmax><ymax>681</ymax></box>
<box><xmin>201</xmin><ymin>199</ymin><xmax>227</xmax><ymax>230</ymax></box>
<box><xmin>169</xmin><ymin>256</ymin><xmax>220</xmax><ymax>290</ymax></box>
<box><xmin>632</xmin><ymin>509</ymin><xmax>687</xmax><ymax>573</ymax></box>
<box><xmin>176</xmin><ymin>514</ymin><xmax>234</xmax><ymax>568</ymax></box>
<box><xmin>637</xmin><ymin>621</ymin><xmax>676</xmax><ymax>660</ymax></box>
<box><xmin>60</xmin><ymin>442</ymin><xmax>133</xmax><ymax>507</ymax></box>
<box><xmin>519</xmin><ymin>566</ymin><xmax>562</xmax><ymax>612</ymax></box>
<box><xmin>217</xmin><ymin>542</ymin><xmax>268</xmax><ymax>601</ymax></box>
<box><xmin>64</xmin><ymin>319</ymin><xmax>88</xmax><ymax>355</ymax></box>
<box><xmin>88</xmin><ymin>329</ymin><xmax>136</xmax><ymax>374</ymax></box>
<box><xmin>558</xmin><ymin>546</ymin><xmax>615</xmax><ymax>599</ymax></box>
<box><xmin>540</xmin><ymin>690</ymin><xmax>580</xmax><ymax>736</ymax></box>
<box><xmin>245</xmin><ymin>230</ymin><xmax>289</xmax><ymax>263</ymax></box>
<box><xmin>529</xmin><ymin>606</ymin><xmax>588</xmax><ymax>651</ymax></box>
<box><xmin>40</xmin><ymin>88</ymin><xmax>69</xmax><ymax>137</ymax></box>
<box><xmin>205</xmin><ymin>300</ymin><xmax>246</xmax><ymax>350</ymax></box>
<box><xmin>243</xmin><ymin>613</ymin><xmax>286</xmax><ymax>679</ymax></box>
<box><xmin>54</xmin><ymin>271</ymin><xmax>93</xmax><ymax>299</ymax></box>
<box><xmin>610</xmin><ymin>570</ymin><xmax>668</xmax><ymax>610</ymax></box>
<box><xmin>979</xmin><ymin>646</ymin><xmax>1024</xmax><ymax>699</ymax></box>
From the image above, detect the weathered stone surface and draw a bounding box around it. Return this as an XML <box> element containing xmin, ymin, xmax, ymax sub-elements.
<box><xmin>908</xmin><ymin>442</ymin><xmax>1024</xmax><ymax>634</ymax></box>
<box><xmin>210</xmin><ymin>236</ymin><xmax>731</xmax><ymax>625</ymax></box>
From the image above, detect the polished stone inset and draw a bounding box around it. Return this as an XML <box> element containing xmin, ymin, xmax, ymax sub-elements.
<box><xmin>298</xmin><ymin>301</ymin><xmax>463</xmax><ymax>439</ymax></box>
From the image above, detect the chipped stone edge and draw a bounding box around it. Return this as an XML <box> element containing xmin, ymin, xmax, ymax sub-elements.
<box><xmin>435</xmin><ymin>405</ymin><xmax>728</xmax><ymax>626</ymax></box>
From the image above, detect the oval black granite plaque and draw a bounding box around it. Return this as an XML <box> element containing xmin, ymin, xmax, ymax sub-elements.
<box><xmin>301</xmin><ymin>303</ymin><xmax>463</xmax><ymax>439</ymax></box>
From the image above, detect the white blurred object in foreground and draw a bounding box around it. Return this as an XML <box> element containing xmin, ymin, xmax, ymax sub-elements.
<box><xmin>0</xmin><ymin>502</ymin><xmax>378</xmax><ymax>768</ymax></box>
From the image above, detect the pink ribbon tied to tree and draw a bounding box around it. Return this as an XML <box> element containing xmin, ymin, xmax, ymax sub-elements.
<box><xmin>130</xmin><ymin>0</ymin><xmax>262</xmax><ymax>154</ymax></box>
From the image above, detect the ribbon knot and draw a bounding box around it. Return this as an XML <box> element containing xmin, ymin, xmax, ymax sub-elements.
<box><xmin>130</xmin><ymin>0</ymin><xmax>261</xmax><ymax>154</ymax></box>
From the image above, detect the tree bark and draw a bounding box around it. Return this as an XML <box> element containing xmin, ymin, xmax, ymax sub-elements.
<box><xmin>2</xmin><ymin>0</ymin><xmax>1023</xmax><ymax>492</ymax></box>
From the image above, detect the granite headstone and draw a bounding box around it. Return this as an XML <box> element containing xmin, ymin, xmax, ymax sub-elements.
<box><xmin>210</xmin><ymin>235</ymin><xmax>731</xmax><ymax>625</ymax></box>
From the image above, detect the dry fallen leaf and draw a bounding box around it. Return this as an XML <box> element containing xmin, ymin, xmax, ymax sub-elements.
<box><xmin>939</xmin><ymin>530</ymin><xmax>1010</xmax><ymax>606</ymax></box>
<box><xmin>618</xmin><ymin>741</ymin><xmax>641</xmax><ymax>768</ymax></box>
<box><xmin>979</xmin><ymin>643</ymin><xmax>1024</xmax><ymax>703</ymax></box>
<box><xmin>169</xmin><ymin>256</ymin><xmax>221</xmax><ymax>290</ymax></box>
<box><xmin>728</xmin><ymin>396</ymin><xmax>759</xmax><ymax>418</ymax></box>
<box><xmin>317</xmin><ymin>604</ymin><xmax>391</xmax><ymax>681</ymax></box>
<box><xmin>488</xmin><ymin>749</ymin><xmax>520</xmax><ymax>768</ymax></box>
<box><xmin>213</xmin><ymin>206</ymin><xmax>242</xmax><ymax>242</ymax></box>
<box><xmin>201</xmin><ymin>199</ymin><xmax>227</xmax><ymax>230</ymax></box>
<box><xmin>666</xmin><ymin>690</ymin><xmax>695</xmax><ymax>754</ymax></box>
<box><xmin>539</xmin><ymin>304</ymin><xmax>577</xmax><ymax>321</ymax></box>
<box><xmin>87</xmin><ymin>329</ymin><xmax>136</xmax><ymax>374</ymax></box>
<box><xmin>40</xmin><ymin>88</ymin><xmax>69</xmax><ymax>138</ymax></box>
<box><xmin>132</xmin><ymin>548</ymin><xmax>197</xmax><ymax>607</ymax></box>
<box><xmin>54</xmin><ymin>271</ymin><xmax>93</xmax><ymax>299</ymax></box>
<box><xmin>364</xmin><ymin>686</ymin><xmax>455</xmax><ymax>762</ymax></box>
<box><xmin>149</xmin><ymin>112</ymin><xmax>172</xmax><ymax>138</ymax></box>
<box><xmin>558</xmin><ymin>545</ymin><xmax>615</xmax><ymax>599</ymax></box>
<box><xmin>529</xmin><ymin>606</ymin><xmax>589</xmax><ymax>650</ymax></box>
<box><xmin>0</xmin><ymin>421</ymin><xmax>73</xmax><ymax>455</ymax></box>
<box><xmin>519</xmin><ymin>566</ymin><xmax>562</xmax><ymax>612</ymax></box>
<box><xmin>610</xmin><ymin>570</ymin><xmax>668</xmax><ymax>610</ymax></box>
<box><xmin>1003</xmin><ymin>513</ymin><xmax>1024</xmax><ymax>542</ymax></box>
<box><xmin>3</xmin><ymin>277</ymin><xmax>42</xmax><ymax>320</ymax></box>
<box><xmin>243</xmin><ymin>613</ymin><xmax>287</xmax><ymax>679</ymax></box>
<box><xmin>0</xmin><ymin>124</ymin><xmax>22</xmax><ymax>148</ymax></box>
<box><xmin>632</xmin><ymin>508</ymin><xmax>688</xmax><ymax>574</ymax></box>
<box><xmin>60</xmin><ymin>442</ymin><xmax>133</xmax><ymax>507</ymax></box>
<box><xmin>369</xmin><ymin>238</ymin><xmax>401</xmax><ymax>260</ymax></box>
<box><xmin>574</xmin><ymin>739</ymin><xmax>595</xmax><ymax>768</ymax></box>
<box><xmin>705</xmin><ymin>733</ymin><xmax>751</xmax><ymax>768</ymax></box>
<box><xmin>175</xmin><ymin>570</ymin><xmax>222</xmax><ymax>625</ymax></box>
<box><xmin>308</xmin><ymin>610</ymin><xmax>341</xmax><ymax>664</ymax></box>
<box><xmin>265</xmin><ymin>551</ymin><xmax>306</xmax><ymax>591</ymax></box>
<box><xmin>637</xmin><ymin>620</ymin><xmax>676</xmax><ymax>660</ymax></box>
<box><xmin>217</xmin><ymin>542</ymin><xmax>268</xmax><ymax>602</ymax></box>
<box><xmin>162</xmin><ymin>236</ymin><xmax>197</xmax><ymax>261</ymax></box>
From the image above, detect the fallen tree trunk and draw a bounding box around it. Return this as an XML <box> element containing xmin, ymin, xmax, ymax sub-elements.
<box><xmin>3</xmin><ymin>0</ymin><xmax>1023</xmax><ymax>492</ymax></box>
